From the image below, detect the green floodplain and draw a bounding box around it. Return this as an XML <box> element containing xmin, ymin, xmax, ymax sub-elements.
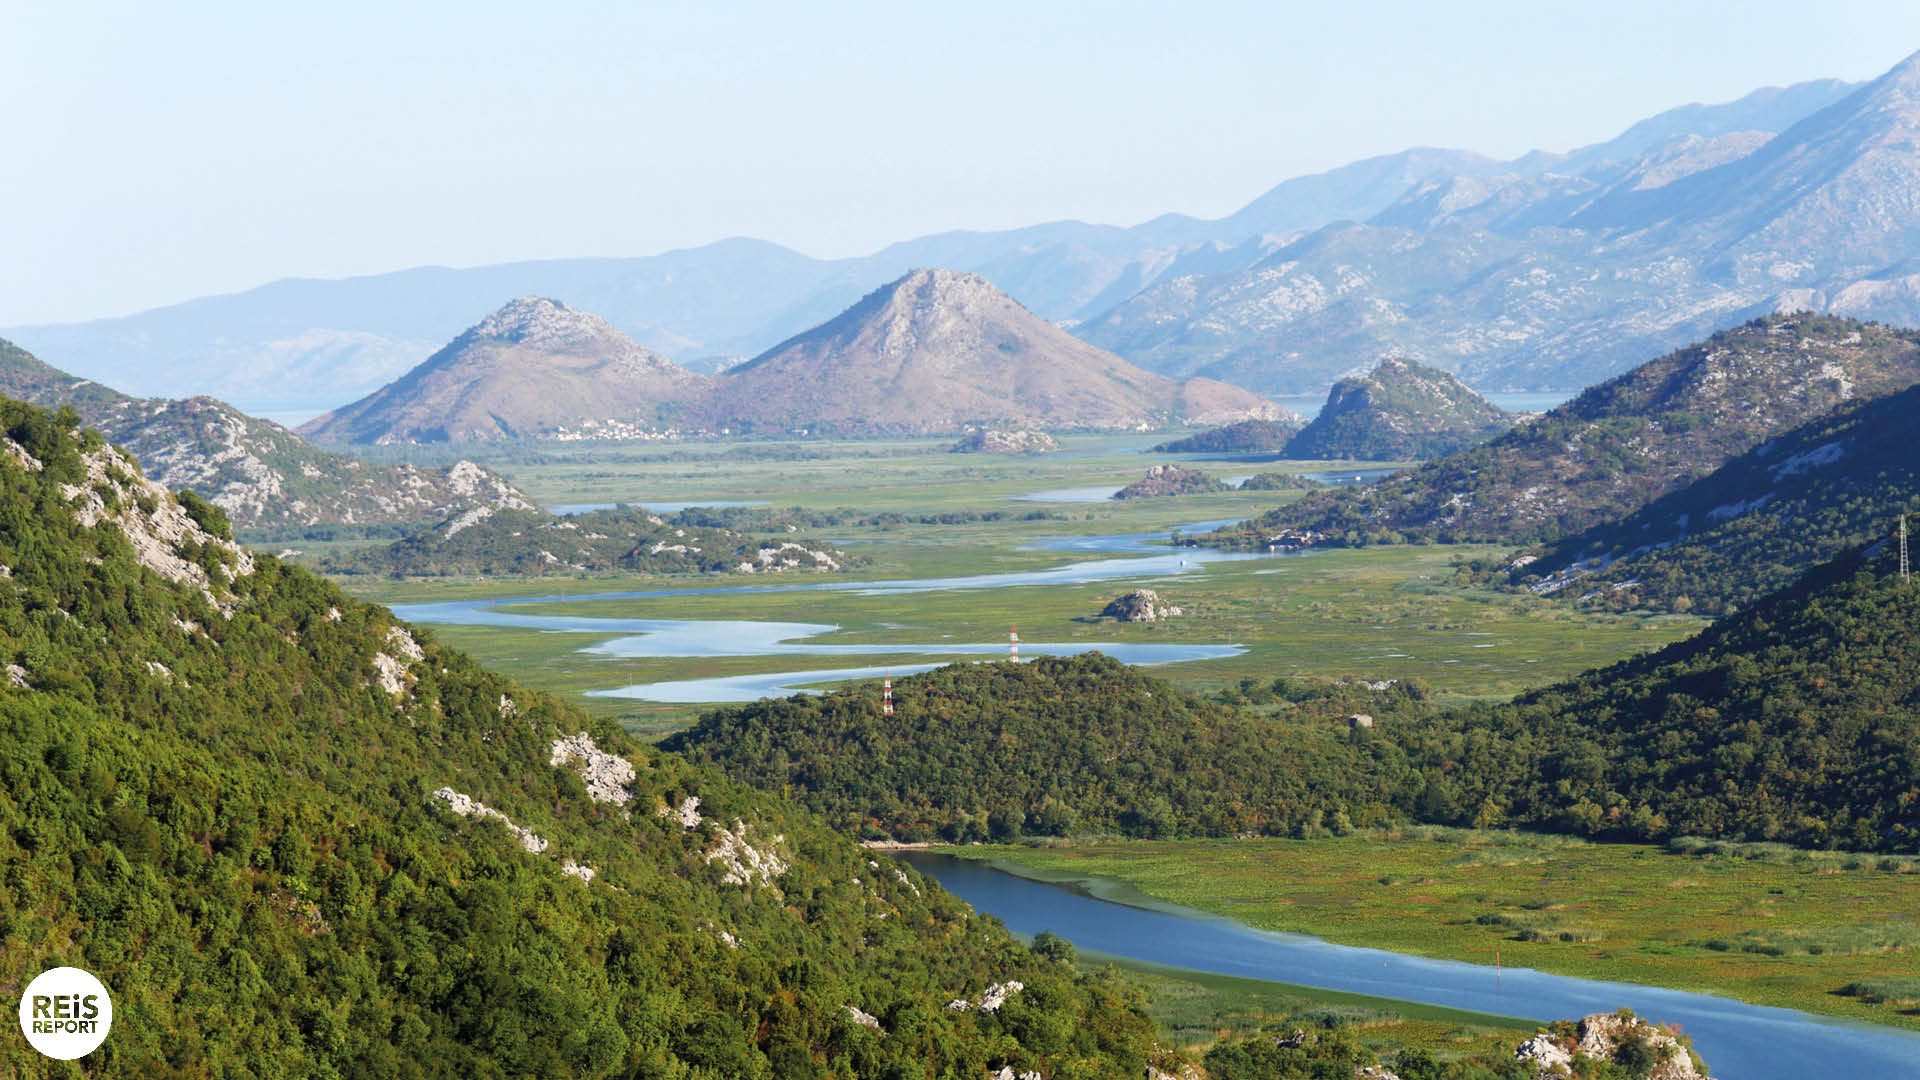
<box><xmin>326</xmin><ymin>433</ymin><xmax>1919</xmax><ymax>1042</ymax></box>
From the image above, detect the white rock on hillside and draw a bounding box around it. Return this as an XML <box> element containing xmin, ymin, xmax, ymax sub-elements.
<box><xmin>549</xmin><ymin>732</ymin><xmax>637</xmax><ymax>805</ymax></box>
<box><xmin>431</xmin><ymin>787</ymin><xmax>549</xmax><ymax>854</ymax></box>
<box><xmin>58</xmin><ymin>444</ymin><xmax>255</xmax><ymax>614</ymax></box>
<box><xmin>706</xmin><ymin>819</ymin><xmax>789</xmax><ymax>886</ymax></box>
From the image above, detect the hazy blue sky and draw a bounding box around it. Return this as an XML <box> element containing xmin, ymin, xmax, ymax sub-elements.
<box><xmin>5</xmin><ymin>1</ymin><xmax>1917</xmax><ymax>324</ymax></box>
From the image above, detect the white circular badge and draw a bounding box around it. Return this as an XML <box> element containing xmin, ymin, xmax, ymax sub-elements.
<box><xmin>17</xmin><ymin>966</ymin><xmax>112</xmax><ymax>1060</ymax></box>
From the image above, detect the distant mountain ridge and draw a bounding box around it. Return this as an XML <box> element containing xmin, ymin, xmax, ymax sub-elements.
<box><xmin>1216</xmin><ymin>316</ymin><xmax>1920</xmax><ymax>549</ymax></box>
<box><xmin>305</xmin><ymin>273</ymin><xmax>1280</xmax><ymax>444</ymax></box>
<box><xmin>1513</xmin><ymin>380</ymin><xmax>1920</xmax><ymax>614</ymax></box>
<box><xmin>1282</xmin><ymin>356</ymin><xmax>1510</xmax><ymax>460</ymax></box>
<box><xmin>301</xmin><ymin>297</ymin><xmax>712</xmax><ymax>444</ymax></box>
<box><xmin>1083</xmin><ymin>55</ymin><xmax>1920</xmax><ymax>393</ymax></box>
<box><xmin>0</xmin><ymin>337</ymin><xmax>532</xmax><ymax>530</ymax></box>
<box><xmin>0</xmin><ymin>73</ymin><xmax>1866</xmax><ymax>413</ymax></box>
<box><xmin>712</xmin><ymin>270</ymin><xmax>1276</xmax><ymax>436</ymax></box>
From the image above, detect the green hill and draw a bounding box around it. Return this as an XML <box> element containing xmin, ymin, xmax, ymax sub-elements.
<box><xmin>1505</xmin><ymin>382</ymin><xmax>1920</xmax><ymax>615</ymax></box>
<box><xmin>1416</xmin><ymin>548</ymin><xmax>1920</xmax><ymax>851</ymax></box>
<box><xmin>1151</xmin><ymin>418</ymin><xmax>1300</xmax><ymax>454</ymax></box>
<box><xmin>1214</xmin><ymin>316</ymin><xmax>1920</xmax><ymax>549</ymax></box>
<box><xmin>0</xmin><ymin>397</ymin><xmax>1156</xmax><ymax>1077</ymax></box>
<box><xmin>663</xmin><ymin>656</ymin><xmax>1417</xmax><ymax>842</ymax></box>
<box><xmin>0</xmin><ymin>337</ymin><xmax>534</xmax><ymax>534</ymax></box>
<box><xmin>673</xmin><ymin>553</ymin><xmax>1920</xmax><ymax>854</ymax></box>
<box><xmin>1282</xmin><ymin>356</ymin><xmax>1509</xmax><ymax>461</ymax></box>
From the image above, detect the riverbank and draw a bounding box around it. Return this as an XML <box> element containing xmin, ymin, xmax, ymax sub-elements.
<box><xmin>940</xmin><ymin>829</ymin><xmax>1920</xmax><ymax>1032</ymax></box>
<box><xmin>1092</xmin><ymin>954</ymin><xmax>1532</xmax><ymax>1061</ymax></box>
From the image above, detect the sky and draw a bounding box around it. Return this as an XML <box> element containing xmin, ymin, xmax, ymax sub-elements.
<box><xmin>4</xmin><ymin>1</ymin><xmax>1918</xmax><ymax>325</ymax></box>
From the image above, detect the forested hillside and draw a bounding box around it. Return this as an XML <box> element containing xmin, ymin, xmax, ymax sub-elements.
<box><xmin>677</xmin><ymin>551</ymin><xmax>1920</xmax><ymax>853</ymax></box>
<box><xmin>1213</xmin><ymin>316</ymin><xmax>1920</xmax><ymax>549</ymax></box>
<box><xmin>1504</xmin><ymin>382</ymin><xmax>1920</xmax><ymax>615</ymax></box>
<box><xmin>664</xmin><ymin>656</ymin><xmax>1423</xmax><ymax>841</ymax></box>
<box><xmin>0</xmin><ymin>398</ymin><xmax>1157</xmax><ymax>1077</ymax></box>
<box><xmin>1416</xmin><ymin>548</ymin><xmax>1920</xmax><ymax>851</ymax></box>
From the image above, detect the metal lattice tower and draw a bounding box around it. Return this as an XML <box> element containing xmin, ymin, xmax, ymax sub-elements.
<box><xmin>1902</xmin><ymin>514</ymin><xmax>1911</xmax><ymax>581</ymax></box>
<box><xmin>1009</xmin><ymin>625</ymin><xmax>1020</xmax><ymax>662</ymax></box>
<box><xmin>882</xmin><ymin>673</ymin><xmax>894</xmax><ymax>716</ymax></box>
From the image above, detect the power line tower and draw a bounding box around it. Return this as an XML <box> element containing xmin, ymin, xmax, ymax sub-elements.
<box><xmin>882</xmin><ymin>672</ymin><xmax>894</xmax><ymax>717</ymax></box>
<box><xmin>1008</xmin><ymin>625</ymin><xmax>1020</xmax><ymax>663</ymax></box>
<box><xmin>1901</xmin><ymin>514</ymin><xmax>1911</xmax><ymax>581</ymax></box>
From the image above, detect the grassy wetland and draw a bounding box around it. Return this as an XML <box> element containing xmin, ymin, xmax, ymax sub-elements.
<box><xmin>333</xmin><ymin>433</ymin><xmax>1699</xmax><ymax>735</ymax></box>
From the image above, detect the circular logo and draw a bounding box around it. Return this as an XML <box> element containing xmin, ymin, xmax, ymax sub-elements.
<box><xmin>17</xmin><ymin>967</ymin><xmax>112</xmax><ymax>1060</ymax></box>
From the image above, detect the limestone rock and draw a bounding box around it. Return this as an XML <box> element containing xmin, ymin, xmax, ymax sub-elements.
<box><xmin>1103</xmin><ymin>589</ymin><xmax>1183</xmax><ymax>622</ymax></box>
<box><xmin>1113</xmin><ymin>464</ymin><xmax>1227</xmax><ymax>499</ymax></box>
<box><xmin>953</xmin><ymin>428</ymin><xmax>1061</xmax><ymax>454</ymax></box>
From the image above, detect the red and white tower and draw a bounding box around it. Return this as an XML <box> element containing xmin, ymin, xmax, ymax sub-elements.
<box><xmin>1009</xmin><ymin>625</ymin><xmax>1020</xmax><ymax>662</ymax></box>
<box><xmin>882</xmin><ymin>672</ymin><xmax>894</xmax><ymax>716</ymax></box>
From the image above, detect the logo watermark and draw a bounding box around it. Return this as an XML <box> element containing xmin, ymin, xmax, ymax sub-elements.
<box><xmin>17</xmin><ymin>966</ymin><xmax>112</xmax><ymax>1060</ymax></box>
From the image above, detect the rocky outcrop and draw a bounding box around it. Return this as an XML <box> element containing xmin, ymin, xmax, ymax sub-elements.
<box><xmin>56</xmin><ymin>442</ymin><xmax>255</xmax><ymax>614</ymax></box>
<box><xmin>1114</xmin><ymin>464</ymin><xmax>1228</xmax><ymax>499</ymax></box>
<box><xmin>1516</xmin><ymin>1012</ymin><xmax>1707</xmax><ymax>1079</ymax></box>
<box><xmin>549</xmin><ymin>732</ymin><xmax>637</xmax><ymax>805</ymax></box>
<box><xmin>705</xmin><ymin>819</ymin><xmax>789</xmax><ymax>887</ymax></box>
<box><xmin>952</xmin><ymin>428</ymin><xmax>1062</xmax><ymax>454</ymax></box>
<box><xmin>431</xmin><ymin>787</ymin><xmax>549</xmax><ymax>854</ymax></box>
<box><xmin>1102</xmin><ymin>589</ymin><xmax>1183</xmax><ymax>622</ymax></box>
<box><xmin>372</xmin><ymin>626</ymin><xmax>425</xmax><ymax>699</ymax></box>
<box><xmin>0</xmin><ymin>337</ymin><xmax>537</xmax><ymax>529</ymax></box>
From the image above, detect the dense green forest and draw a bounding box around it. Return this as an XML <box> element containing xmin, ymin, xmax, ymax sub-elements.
<box><xmin>1416</xmin><ymin>548</ymin><xmax>1920</xmax><ymax>851</ymax></box>
<box><xmin>676</xmin><ymin>548</ymin><xmax>1920</xmax><ymax>852</ymax></box>
<box><xmin>1211</xmin><ymin>316</ymin><xmax>1920</xmax><ymax>549</ymax></box>
<box><xmin>324</xmin><ymin>504</ymin><xmax>850</xmax><ymax>579</ymax></box>
<box><xmin>664</xmin><ymin>656</ymin><xmax>1428</xmax><ymax>842</ymax></box>
<box><xmin>1494</xmin><ymin>382</ymin><xmax>1920</xmax><ymax>615</ymax></box>
<box><xmin>0</xmin><ymin>398</ymin><xmax>1158</xmax><ymax>1077</ymax></box>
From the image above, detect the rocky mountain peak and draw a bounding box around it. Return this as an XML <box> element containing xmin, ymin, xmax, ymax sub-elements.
<box><xmin>466</xmin><ymin>296</ymin><xmax>615</xmax><ymax>347</ymax></box>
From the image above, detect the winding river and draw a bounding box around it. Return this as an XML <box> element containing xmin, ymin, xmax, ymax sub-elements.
<box><xmin>905</xmin><ymin>854</ymin><xmax>1920</xmax><ymax>1080</ymax></box>
<box><xmin>391</xmin><ymin>520</ymin><xmax>1257</xmax><ymax>702</ymax></box>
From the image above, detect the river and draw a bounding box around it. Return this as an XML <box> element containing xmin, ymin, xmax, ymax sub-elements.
<box><xmin>904</xmin><ymin>853</ymin><xmax>1920</xmax><ymax>1080</ymax></box>
<box><xmin>392</xmin><ymin>519</ymin><xmax>1258</xmax><ymax>702</ymax></box>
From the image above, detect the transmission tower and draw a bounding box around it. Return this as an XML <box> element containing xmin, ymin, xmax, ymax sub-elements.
<box><xmin>1008</xmin><ymin>625</ymin><xmax>1020</xmax><ymax>663</ymax></box>
<box><xmin>1901</xmin><ymin>514</ymin><xmax>1911</xmax><ymax>581</ymax></box>
<box><xmin>882</xmin><ymin>672</ymin><xmax>894</xmax><ymax>717</ymax></box>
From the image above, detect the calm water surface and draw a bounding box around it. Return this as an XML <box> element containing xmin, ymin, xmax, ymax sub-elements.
<box><xmin>904</xmin><ymin>853</ymin><xmax>1920</xmax><ymax>1080</ymax></box>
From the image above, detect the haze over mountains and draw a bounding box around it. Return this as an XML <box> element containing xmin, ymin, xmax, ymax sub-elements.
<box><xmin>304</xmin><ymin>272</ymin><xmax>1278</xmax><ymax>443</ymax></box>
<box><xmin>9</xmin><ymin>63</ymin><xmax>1908</xmax><ymax>417</ymax></box>
<box><xmin>1223</xmin><ymin>315</ymin><xmax>1920</xmax><ymax>549</ymax></box>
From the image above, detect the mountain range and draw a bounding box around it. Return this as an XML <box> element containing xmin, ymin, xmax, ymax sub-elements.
<box><xmin>1514</xmin><ymin>380</ymin><xmax>1920</xmax><ymax>615</ymax></box>
<box><xmin>0</xmin><ymin>337</ymin><xmax>532</xmax><ymax>532</ymax></box>
<box><xmin>303</xmin><ymin>272</ymin><xmax>1279</xmax><ymax>443</ymax></box>
<box><xmin>2</xmin><ymin>66</ymin><xmax>1892</xmax><ymax>416</ymax></box>
<box><xmin>1218</xmin><ymin>315</ymin><xmax>1920</xmax><ymax>549</ymax></box>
